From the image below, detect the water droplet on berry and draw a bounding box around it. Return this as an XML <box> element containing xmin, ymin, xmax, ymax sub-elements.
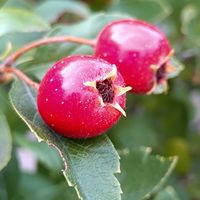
<box><xmin>103</xmin><ymin>52</ymin><xmax>108</xmax><ymax>57</ymax></box>
<box><xmin>132</xmin><ymin>53</ymin><xmax>136</xmax><ymax>58</ymax></box>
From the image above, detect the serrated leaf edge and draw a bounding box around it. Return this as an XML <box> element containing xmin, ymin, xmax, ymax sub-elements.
<box><xmin>62</xmin><ymin>139</ymin><xmax>122</xmax><ymax>200</ymax></box>
<box><xmin>9</xmin><ymin>80</ymin><xmax>122</xmax><ymax>200</ymax></box>
<box><xmin>143</xmin><ymin>155</ymin><xmax>178</xmax><ymax>199</ymax></box>
<box><xmin>9</xmin><ymin>89</ymin><xmax>69</xmax><ymax>172</ymax></box>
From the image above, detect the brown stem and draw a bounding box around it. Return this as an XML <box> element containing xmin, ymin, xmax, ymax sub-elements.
<box><xmin>0</xmin><ymin>36</ymin><xmax>96</xmax><ymax>90</ymax></box>
<box><xmin>0</xmin><ymin>67</ymin><xmax>39</xmax><ymax>90</ymax></box>
<box><xmin>2</xmin><ymin>36</ymin><xmax>96</xmax><ymax>67</ymax></box>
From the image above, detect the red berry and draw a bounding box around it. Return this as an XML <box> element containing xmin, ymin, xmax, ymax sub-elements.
<box><xmin>94</xmin><ymin>19</ymin><xmax>175</xmax><ymax>94</ymax></box>
<box><xmin>37</xmin><ymin>55</ymin><xmax>131</xmax><ymax>138</ymax></box>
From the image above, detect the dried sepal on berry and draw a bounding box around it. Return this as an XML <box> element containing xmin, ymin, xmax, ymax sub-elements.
<box><xmin>83</xmin><ymin>65</ymin><xmax>132</xmax><ymax>117</ymax></box>
<box><xmin>148</xmin><ymin>49</ymin><xmax>176</xmax><ymax>94</ymax></box>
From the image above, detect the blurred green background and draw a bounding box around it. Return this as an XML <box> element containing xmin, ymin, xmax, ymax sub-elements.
<box><xmin>0</xmin><ymin>0</ymin><xmax>200</xmax><ymax>200</ymax></box>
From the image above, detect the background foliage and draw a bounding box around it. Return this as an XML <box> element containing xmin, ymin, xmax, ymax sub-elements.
<box><xmin>0</xmin><ymin>0</ymin><xmax>200</xmax><ymax>200</ymax></box>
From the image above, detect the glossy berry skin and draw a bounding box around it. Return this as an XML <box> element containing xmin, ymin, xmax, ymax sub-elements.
<box><xmin>95</xmin><ymin>19</ymin><xmax>172</xmax><ymax>94</ymax></box>
<box><xmin>37</xmin><ymin>55</ymin><xmax>127</xmax><ymax>138</ymax></box>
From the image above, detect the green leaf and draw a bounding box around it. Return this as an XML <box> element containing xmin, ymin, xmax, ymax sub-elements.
<box><xmin>165</xmin><ymin>137</ymin><xmax>191</xmax><ymax>175</ymax></box>
<box><xmin>2</xmin><ymin>0</ymin><xmax>34</xmax><ymax>10</ymax></box>
<box><xmin>0</xmin><ymin>0</ymin><xmax>6</xmax><ymax>8</ymax></box>
<box><xmin>108</xmin><ymin>0</ymin><xmax>172</xmax><ymax>22</ymax></box>
<box><xmin>109</xmin><ymin>115</ymin><xmax>158</xmax><ymax>149</ymax></box>
<box><xmin>0</xmin><ymin>112</ymin><xmax>12</xmax><ymax>171</ymax></box>
<box><xmin>118</xmin><ymin>147</ymin><xmax>177</xmax><ymax>200</ymax></box>
<box><xmin>15</xmin><ymin>134</ymin><xmax>63</xmax><ymax>172</ymax></box>
<box><xmin>40</xmin><ymin>13</ymin><xmax>126</xmax><ymax>40</ymax></box>
<box><xmin>0</xmin><ymin>8</ymin><xmax>50</xmax><ymax>37</ymax></box>
<box><xmin>19</xmin><ymin>14</ymin><xmax>131</xmax><ymax>80</ymax></box>
<box><xmin>16</xmin><ymin>173</ymin><xmax>78</xmax><ymax>200</ymax></box>
<box><xmin>0</xmin><ymin>150</ymin><xmax>20</xmax><ymax>200</ymax></box>
<box><xmin>0</xmin><ymin>42</ymin><xmax>12</xmax><ymax>60</ymax></box>
<box><xmin>35</xmin><ymin>0</ymin><xmax>90</xmax><ymax>23</ymax></box>
<box><xmin>181</xmin><ymin>4</ymin><xmax>200</xmax><ymax>46</ymax></box>
<box><xmin>19</xmin><ymin>13</ymin><xmax>129</xmax><ymax>80</ymax></box>
<box><xmin>154</xmin><ymin>186</ymin><xmax>180</xmax><ymax>200</ymax></box>
<box><xmin>9</xmin><ymin>79</ymin><xmax>121</xmax><ymax>200</ymax></box>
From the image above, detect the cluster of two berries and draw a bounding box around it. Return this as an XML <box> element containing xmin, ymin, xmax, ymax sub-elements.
<box><xmin>37</xmin><ymin>19</ymin><xmax>175</xmax><ymax>139</ymax></box>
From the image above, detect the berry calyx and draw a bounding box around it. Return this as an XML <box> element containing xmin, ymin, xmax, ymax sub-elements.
<box><xmin>37</xmin><ymin>55</ymin><xmax>131</xmax><ymax>138</ymax></box>
<box><xmin>94</xmin><ymin>19</ymin><xmax>176</xmax><ymax>94</ymax></box>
